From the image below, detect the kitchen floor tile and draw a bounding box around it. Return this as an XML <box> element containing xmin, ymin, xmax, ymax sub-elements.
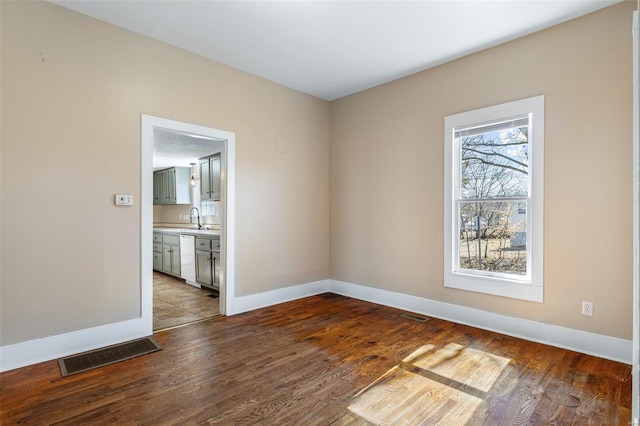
<box><xmin>153</xmin><ymin>272</ymin><xmax>219</xmax><ymax>331</ymax></box>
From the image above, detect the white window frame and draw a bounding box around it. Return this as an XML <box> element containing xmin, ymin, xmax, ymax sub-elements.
<box><xmin>444</xmin><ymin>95</ymin><xmax>544</xmax><ymax>302</ymax></box>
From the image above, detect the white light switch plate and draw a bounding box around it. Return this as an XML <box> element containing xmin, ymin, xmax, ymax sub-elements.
<box><xmin>115</xmin><ymin>194</ymin><xmax>133</xmax><ymax>206</ymax></box>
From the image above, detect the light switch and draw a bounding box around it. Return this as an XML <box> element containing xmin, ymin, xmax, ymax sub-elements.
<box><xmin>115</xmin><ymin>194</ymin><xmax>133</xmax><ymax>206</ymax></box>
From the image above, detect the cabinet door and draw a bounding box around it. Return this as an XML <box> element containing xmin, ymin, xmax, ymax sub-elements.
<box><xmin>153</xmin><ymin>252</ymin><xmax>163</xmax><ymax>270</ymax></box>
<box><xmin>162</xmin><ymin>244</ymin><xmax>172</xmax><ymax>274</ymax></box>
<box><xmin>212</xmin><ymin>251</ymin><xmax>220</xmax><ymax>289</ymax></box>
<box><xmin>153</xmin><ymin>172</ymin><xmax>161</xmax><ymax>205</ymax></box>
<box><xmin>199</xmin><ymin>158</ymin><xmax>211</xmax><ymax>200</ymax></box>
<box><xmin>210</xmin><ymin>155</ymin><xmax>221</xmax><ymax>201</ymax></box>
<box><xmin>166</xmin><ymin>168</ymin><xmax>177</xmax><ymax>204</ymax></box>
<box><xmin>161</xmin><ymin>169</ymin><xmax>171</xmax><ymax>204</ymax></box>
<box><xmin>170</xmin><ymin>244</ymin><xmax>181</xmax><ymax>276</ymax></box>
<box><xmin>195</xmin><ymin>249</ymin><xmax>213</xmax><ymax>287</ymax></box>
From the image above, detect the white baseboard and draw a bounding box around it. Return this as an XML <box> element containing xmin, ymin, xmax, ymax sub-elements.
<box><xmin>1</xmin><ymin>278</ymin><xmax>631</xmax><ymax>372</ymax></box>
<box><xmin>0</xmin><ymin>279</ymin><xmax>329</xmax><ymax>373</ymax></box>
<box><xmin>232</xmin><ymin>279</ymin><xmax>330</xmax><ymax>314</ymax></box>
<box><xmin>329</xmin><ymin>279</ymin><xmax>632</xmax><ymax>365</ymax></box>
<box><xmin>0</xmin><ymin>318</ymin><xmax>150</xmax><ymax>372</ymax></box>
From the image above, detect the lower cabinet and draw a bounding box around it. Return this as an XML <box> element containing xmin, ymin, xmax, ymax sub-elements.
<box><xmin>162</xmin><ymin>244</ymin><xmax>181</xmax><ymax>276</ymax></box>
<box><xmin>154</xmin><ymin>231</ymin><xmax>220</xmax><ymax>287</ymax></box>
<box><xmin>153</xmin><ymin>232</ymin><xmax>181</xmax><ymax>277</ymax></box>
<box><xmin>195</xmin><ymin>250</ymin><xmax>213</xmax><ymax>287</ymax></box>
<box><xmin>153</xmin><ymin>251</ymin><xmax>163</xmax><ymax>270</ymax></box>
<box><xmin>153</xmin><ymin>234</ymin><xmax>163</xmax><ymax>270</ymax></box>
<box><xmin>213</xmin><ymin>252</ymin><xmax>220</xmax><ymax>287</ymax></box>
<box><xmin>195</xmin><ymin>236</ymin><xmax>220</xmax><ymax>290</ymax></box>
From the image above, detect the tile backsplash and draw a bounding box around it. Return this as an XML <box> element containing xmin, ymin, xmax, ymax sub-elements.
<box><xmin>154</xmin><ymin>202</ymin><xmax>221</xmax><ymax>228</ymax></box>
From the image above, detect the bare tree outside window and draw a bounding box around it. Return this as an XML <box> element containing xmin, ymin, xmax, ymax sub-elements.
<box><xmin>457</xmin><ymin>123</ymin><xmax>529</xmax><ymax>275</ymax></box>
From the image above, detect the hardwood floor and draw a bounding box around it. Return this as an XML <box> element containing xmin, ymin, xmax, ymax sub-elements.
<box><xmin>0</xmin><ymin>294</ymin><xmax>631</xmax><ymax>425</ymax></box>
<box><xmin>153</xmin><ymin>272</ymin><xmax>220</xmax><ymax>331</ymax></box>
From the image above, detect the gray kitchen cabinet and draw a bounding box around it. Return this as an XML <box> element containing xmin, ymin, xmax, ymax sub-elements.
<box><xmin>195</xmin><ymin>236</ymin><xmax>220</xmax><ymax>290</ymax></box>
<box><xmin>153</xmin><ymin>174</ymin><xmax>161</xmax><ymax>205</ymax></box>
<box><xmin>161</xmin><ymin>244</ymin><xmax>181</xmax><ymax>276</ymax></box>
<box><xmin>162</xmin><ymin>244</ymin><xmax>181</xmax><ymax>276</ymax></box>
<box><xmin>153</xmin><ymin>169</ymin><xmax>169</xmax><ymax>204</ymax></box>
<box><xmin>153</xmin><ymin>252</ymin><xmax>163</xmax><ymax>270</ymax></box>
<box><xmin>213</xmin><ymin>252</ymin><xmax>220</xmax><ymax>287</ymax></box>
<box><xmin>165</xmin><ymin>168</ymin><xmax>176</xmax><ymax>204</ymax></box>
<box><xmin>153</xmin><ymin>167</ymin><xmax>191</xmax><ymax>205</ymax></box>
<box><xmin>153</xmin><ymin>230</ymin><xmax>220</xmax><ymax>283</ymax></box>
<box><xmin>199</xmin><ymin>154</ymin><xmax>221</xmax><ymax>201</ymax></box>
<box><xmin>153</xmin><ymin>233</ymin><xmax>163</xmax><ymax>270</ymax></box>
<box><xmin>156</xmin><ymin>233</ymin><xmax>181</xmax><ymax>277</ymax></box>
<box><xmin>195</xmin><ymin>250</ymin><xmax>213</xmax><ymax>287</ymax></box>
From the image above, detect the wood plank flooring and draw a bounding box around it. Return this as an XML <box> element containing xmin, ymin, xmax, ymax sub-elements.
<box><xmin>0</xmin><ymin>294</ymin><xmax>631</xmax><ymax>425</ymax></box>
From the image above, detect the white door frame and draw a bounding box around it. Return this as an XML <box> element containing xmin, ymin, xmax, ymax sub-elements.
<box><xmin>632</xmin><ymin>10</ymin><xmax>639</xmax><ymax>425</ymax></box>
<box><xmin>141</xmin><ymin>114</ymin><xmax>236</xmax><ymax>332</ymax></box>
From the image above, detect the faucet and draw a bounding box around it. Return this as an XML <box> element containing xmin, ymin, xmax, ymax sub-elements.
<box><xmin>189</xmin><ymin>207</ymin><xmax>202</xmax><ymax>230</ymax></box>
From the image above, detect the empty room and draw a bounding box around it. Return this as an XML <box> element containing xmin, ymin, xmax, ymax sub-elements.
<box><xmin>1</xmin><ymin>0</ymin><xmax>639</xmax><ymax>424</ymax></box>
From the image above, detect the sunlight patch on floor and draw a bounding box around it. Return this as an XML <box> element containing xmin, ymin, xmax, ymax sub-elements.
<box><xmin>348</xmin><ymin>343</ymin><xmax>511</xmax><ymax>425</ymax></box>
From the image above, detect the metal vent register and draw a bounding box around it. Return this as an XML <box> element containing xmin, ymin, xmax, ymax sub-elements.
<box><xmin>58</xmin><ymin>337</ymin><xmax>161</xmax><ymax>376</ymax></box>
<box><xmin>401</xmin><ymin>313</ymin><xmax>430</xmax><ymax>323</ymax></box>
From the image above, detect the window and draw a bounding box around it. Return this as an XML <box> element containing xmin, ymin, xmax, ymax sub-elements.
<box><xmin>444</xmin><ymin>96</ymin><xmax>544</xmax><ymax>302</ymax></box>
<box><xmin>201</xmin><ymin>200</ymin><xmax>216</xmax><ymax>217</ymax></box>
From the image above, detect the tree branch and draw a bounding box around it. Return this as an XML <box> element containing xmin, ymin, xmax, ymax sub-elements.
<box><xmin>462</xmin><ymin>147</ymin><xmax>528</xmax><ymax>171</ymax></box>
<box><xmin>463</xmin><ymin>155</ymin><xmax>528</xmax><ymax>175</ymax></box>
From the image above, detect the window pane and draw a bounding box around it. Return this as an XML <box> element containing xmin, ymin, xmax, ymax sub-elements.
<box><xmin>201</xmin><ymin>200</ymin><xmax>215</xmax><ymax>217</ymax></box>
<box><xmin>458</xmin><ymin>201</ymin><xmax>527</xmax><ymax>275</ymax></box>
<box><xmin>459</xmin><ymin>125</ymin><xmax>529</xmax><ymax>199</ymax></box>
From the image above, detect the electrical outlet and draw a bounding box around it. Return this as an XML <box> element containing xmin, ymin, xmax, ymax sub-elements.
<box><xmin>581</xmin><ymin>301</ymin><xmax>593</xmax><ymax>317</ymax></box>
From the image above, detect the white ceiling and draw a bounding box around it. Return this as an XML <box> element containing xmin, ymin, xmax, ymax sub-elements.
<box><xmin>153</xmin><ymin>127</ymin><xmax>224</xmax><ymax>170</ymax></box>
<box><xmin>52</xmin><ymin>0</ymin><xmax>621</xmax><ymax>101</ymax></box>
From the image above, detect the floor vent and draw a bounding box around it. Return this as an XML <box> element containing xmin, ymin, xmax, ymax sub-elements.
<box><xmin>58</xmin><ymin>337</ymin><xmax>161</xmax><ymax>377</ymax></box>
<box><xmin>401</xmin><ymin>313</ymin><xmax>429</xmax><ymax>323</ymax></box>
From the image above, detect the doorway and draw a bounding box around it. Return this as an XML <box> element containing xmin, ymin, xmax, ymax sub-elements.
<box><xmin>141</xmin><ymin>115</ymin><xmax>236</xmax><ymax>334</ymax></box>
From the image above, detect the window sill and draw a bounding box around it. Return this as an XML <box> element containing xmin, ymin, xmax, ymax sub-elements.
<box><xmin>444</xmin><ymin>272</ymin><xmax>543</xmax><ymax>303</ymax></box>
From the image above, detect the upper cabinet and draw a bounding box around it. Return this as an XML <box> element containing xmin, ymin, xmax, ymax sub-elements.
<box><xmin>199</xmin><ymin>154</ymin><xmax>221</xmax><ymax>201</ymax></box>
<box><xmin>153</xmin><ymin>167</ymin><xmax>191</xmax><ymax>205</ymax></box>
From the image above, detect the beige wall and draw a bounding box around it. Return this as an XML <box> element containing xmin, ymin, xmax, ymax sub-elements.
<box><xmin>330</xmin><ymin>1</ymin><xmax>635</xmax><ymax>339</ymax></box>
<box><xmin>0</xmin><ymin>1</ymin><xmax>330</xmax><ymax>346</ymax></box>
<box><xmin>1</xmin><ymin>0</ymin><xmax>634</xmax><ymax>349</ymax></box>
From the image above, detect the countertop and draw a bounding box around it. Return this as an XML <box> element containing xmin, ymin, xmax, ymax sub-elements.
<box><xmin>153</xmin><ymin>227</ymin><xmax>220</xmax><ymax>237</ymax></box>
